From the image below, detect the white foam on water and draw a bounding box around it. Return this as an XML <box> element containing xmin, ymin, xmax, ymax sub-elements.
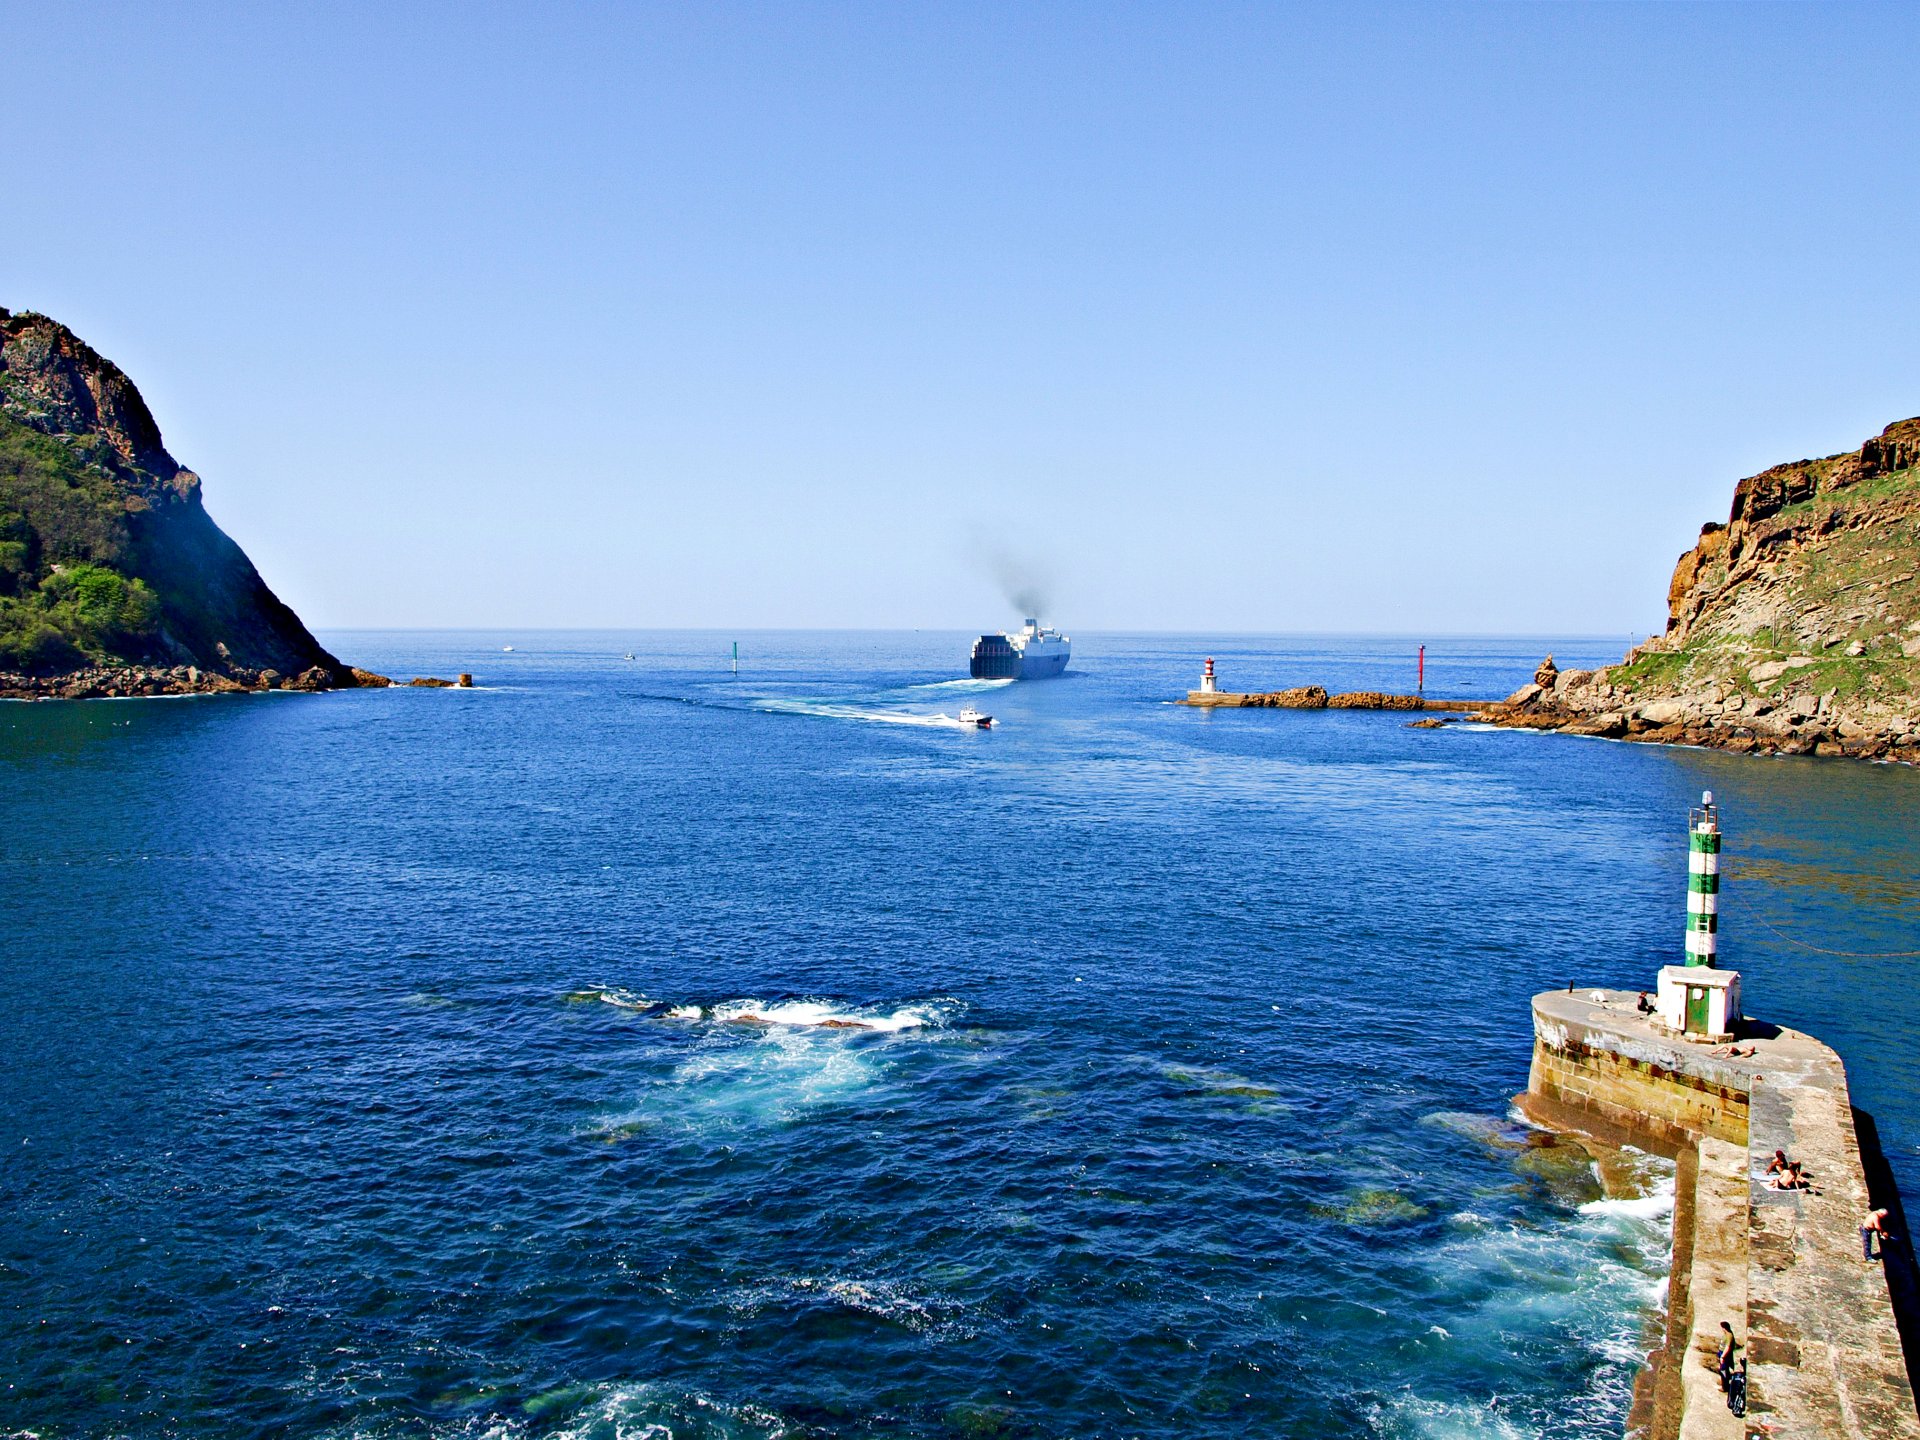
<box><xmin>1578</xmin><ymin>1187</ymin><xmax>1675</xmax><ymax>1221</ymax></box>
<box><xmin>322</xmin><ymin>1381</ymin><xmax>798</xmax><ymax>1439</ymax></box>
<box><xmin>587</xmin><ymin>987</ymin><xmax>650</xmax><ymax>1010</ymax></box>
<box><xmin>1371</xmin><ymin>1395</ymin><xmax>1542</xmax><ymax>1440</ymax></box>
<box><xmin>722</xmin><ymin>1275</ymin><xmax>973</xmax><ymax>1339</ymax></box>
<box><xmin>599</xmin><ymin>999</ymin><xmax>960</xmax><ymax>1135</ymax></box>
<box><xmin>541</xmin><ymin>1383</ymin><xmax>797</xmax><ymax>1440</ymax></box>
<box><xmin>706</xmin><ymin>997</ymin><xmax>952</xmax><ymax>1032</ymax></box>
<box><xmin>907</xmin><ymin>676</ymin><xmax>1016</xmax><ymax>691</ymax></box>
<box><xmin>1373</xmin><ymin>1155</ymin><xmax>1676</xmax><ymax>1440</ymax></box>
<box><xmin>665</xmin><ymin>1030</ymin><xmax>873</xmax><ymax>1128</ymax></box>
<box><xmin>752</xmin><ymin>698</ymin><xmax>985</xmax><ymax>731</ymax></box>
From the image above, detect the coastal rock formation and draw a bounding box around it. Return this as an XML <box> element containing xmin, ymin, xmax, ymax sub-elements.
<box><xmin>0</xmin><ymin>307</ymin><xmax>366</xmax><ymax>697</ymax></box>
<box><xmin>1490</xmin><ymin>416</ymin><xmax>1920</xmax><ymax>761</ymax></box>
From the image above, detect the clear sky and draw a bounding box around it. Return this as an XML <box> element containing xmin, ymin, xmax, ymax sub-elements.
<box><xmin>4</xmin><ymin>3</ymin><xmax>1917</xmax><ymax>634</ymax></box>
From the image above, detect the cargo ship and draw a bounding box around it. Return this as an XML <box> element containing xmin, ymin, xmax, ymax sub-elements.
<box><xmin>969</xmin><ymin>619</ymin><xmax>1071</xmax><ymax>680</ymax></box>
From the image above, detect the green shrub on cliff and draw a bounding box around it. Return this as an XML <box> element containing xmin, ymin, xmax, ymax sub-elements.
<box><xmin>0</xmin><ymin>413</ymin><xmax>168</xmax><ymax>670</ymax></box>
<box><xmin>0</xmin><ymin>564</ymin><xmax>160</xmax><ymax>670</ymax></box>
<box><xmin>0</xmin><ymin>418</ymin><xmax>134</xmax><ymax>573</ymax></box>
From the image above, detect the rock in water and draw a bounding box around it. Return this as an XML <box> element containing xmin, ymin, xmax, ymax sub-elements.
<box><xmin>0</xmin><ymin>308</ymin><xmax>349</xmax><ymax>688</ymax></box>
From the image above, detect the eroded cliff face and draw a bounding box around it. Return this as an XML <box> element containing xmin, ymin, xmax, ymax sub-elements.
<box><xmin>1493</xmin><ymin>417</ymin><xmax>1920</xmax><ymax>761</ymax></box>
<box><xmin>0</xmin><ymin>307</ymin><xmax>356</xmax><ymax>693</ymax></box>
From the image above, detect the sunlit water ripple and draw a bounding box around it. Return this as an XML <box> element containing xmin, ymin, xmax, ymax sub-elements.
<box><xmin>3</xmin><ymin>630</ymin><xmax>1915</xmax><ymax>1439</ymax></box>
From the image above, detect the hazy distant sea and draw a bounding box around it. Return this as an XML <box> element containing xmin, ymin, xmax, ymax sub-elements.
<box><xmin>4</xmin><ymin>631</ymin><xmax>1915</xmax><ymax>1439</ymax></box>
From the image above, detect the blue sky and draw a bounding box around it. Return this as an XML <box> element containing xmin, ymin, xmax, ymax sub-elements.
<box><xmin>4</xmin><ymin>3</ymin><xmax>1916</xmax><ymax>633</ymax></box>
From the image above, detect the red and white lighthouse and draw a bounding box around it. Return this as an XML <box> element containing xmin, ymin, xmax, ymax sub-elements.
<box><xmin>1199</xmin><ymin>657</ymin><xmax>1218</xmax><ymax>695</ymax></box>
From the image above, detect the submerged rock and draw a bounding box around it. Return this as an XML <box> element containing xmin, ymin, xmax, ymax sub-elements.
<box><xmin>1312</xmin><ymin>1187</ymin><xmax>1431</xmax><ymax>1226</ymax></box>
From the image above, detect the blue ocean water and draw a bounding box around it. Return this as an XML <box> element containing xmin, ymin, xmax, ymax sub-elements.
<box><xmin>3</xmin><ymin>630</ymin><xmax>1916</xmax><ymax>1440</ymax></box>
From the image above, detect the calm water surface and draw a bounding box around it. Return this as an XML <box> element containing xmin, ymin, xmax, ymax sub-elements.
<box><xmin>4</xmin><ymin>631</ymin><xmax>1916</xmax><ymax>1440</ymax></box>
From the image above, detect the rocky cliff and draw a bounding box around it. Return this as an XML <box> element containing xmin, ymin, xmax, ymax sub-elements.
<box><xmin>1492</xmin><ymin>416</ymin><xmax>1920</xmax><ymax>761</ymax></box>
<box><xmin>0</xmin><ymin>308</ymin><xmax>376</xmax><ymax>697</ymax></box>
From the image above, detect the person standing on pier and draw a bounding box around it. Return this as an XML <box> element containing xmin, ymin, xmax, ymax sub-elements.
<box><xmin>1862</xmin><ymin>1207</ymin><xmax>1892</xmax><ymax>1261</ymax></box>
<box><xmin>1716</xmin><ymin>1322</ymin><xmax>1743</xmax><ymax>1389</ymax></box>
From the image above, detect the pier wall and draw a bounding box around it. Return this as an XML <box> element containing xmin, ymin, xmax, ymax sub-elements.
<box><xmin>1522</xmin><ymin>989</ymin><xmax>1919</xmax><ymax>1440</ymax></box>
<box><xmin>1528</xmin><ymin>1006</ymin><xmax>1749</xmax><ymax>1150</ymax></box>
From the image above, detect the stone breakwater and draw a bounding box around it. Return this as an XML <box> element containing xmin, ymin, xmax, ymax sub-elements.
<box><xmin>1179</xmin><ymin>685</ymin><xmax>1497</xmax><ymax>712</ymax></box>
<box><xmin>0</xmin><ymin>664</ymin><xmax>440</xmax><ymax>700</ymax></box>
<box><xmin>1520</xmin><ymin>989</ymin><xmax>1919</xmax><ymax>1440</ymax></box>
<box><xmin>1482</xmin><ymin>655</ymin><xmax>1920</xmax><ymax>763</ymax></box>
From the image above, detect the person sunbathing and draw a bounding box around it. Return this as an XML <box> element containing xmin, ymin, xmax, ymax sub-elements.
<box><xmin>1767</xmin><ymin>1162</ymin><xmax>1812</xmax><ymax>1192</ymax></box>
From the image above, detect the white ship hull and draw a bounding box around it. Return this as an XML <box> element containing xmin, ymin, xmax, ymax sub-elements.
<box><xmin>970</xmin><ymin>620</ymin><xmax>1071</xmax><ymax>680</ymax></box>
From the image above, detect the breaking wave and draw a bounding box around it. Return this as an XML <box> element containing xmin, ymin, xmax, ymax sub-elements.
<box><xmin>566</xmin><ymin>991</ymin><xmax>958</xmax><ymax>1032</ymax></box>
<box><xmin>703</xmin><ymin>998</ymin><xmax>952</xmax><ymax>1031</ymax></box>
<box><xmin>587</xmin><ymin>997</ymin><xmax>962</xmax><ymax>1136</ymax></box>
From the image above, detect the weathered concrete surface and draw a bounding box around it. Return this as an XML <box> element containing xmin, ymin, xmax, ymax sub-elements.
<box><xmin>1528</xmin><ymin>989</ymin><xmax>1751</xmax><ymax>1150</ymax></box>
<box><xmin>1682</xmin><ymin>1138</ymin><xmax>1748</xmax><ymax>1440</ymax></box>
<box><xmin>1524</xmin><ymin>989</ymin><xmax>1919</xmax><ymax>1440</ymax></box>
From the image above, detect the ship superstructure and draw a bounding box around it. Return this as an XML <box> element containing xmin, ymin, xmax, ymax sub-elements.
<box><xmin>969</xmin><ymin>619</ymin><xmax>1071</xmax><ymax>680</ymax></box>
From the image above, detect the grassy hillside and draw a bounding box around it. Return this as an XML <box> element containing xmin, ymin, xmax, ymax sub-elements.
<box><xmin>1612</xmin><ymin>427</ymin><xmax>1920</xmax><ymax>718</ymax></box>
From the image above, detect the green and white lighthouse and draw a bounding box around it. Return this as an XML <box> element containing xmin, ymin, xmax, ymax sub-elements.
<box><xmin>1655</xmin><ymin>790</ymin><xmax>1743</xmax><ymax>1040</ymax></box>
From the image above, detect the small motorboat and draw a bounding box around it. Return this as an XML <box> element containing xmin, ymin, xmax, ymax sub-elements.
<box><xmin>957</xmin><ymin>705</ymin><xmax>993</xmax><ymax>729</ymax></box>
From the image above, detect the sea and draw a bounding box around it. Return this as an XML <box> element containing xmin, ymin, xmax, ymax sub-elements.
<box><xmin>3</xmin><ymin>630</ymin><xmax>1916</xmax><ymax>1440</ymax></box>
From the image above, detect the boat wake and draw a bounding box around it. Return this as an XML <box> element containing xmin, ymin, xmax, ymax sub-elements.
<box><xmin>903</xmin><ymin>677</ymin><xmax>1016</xmax><ymax>694</ymax></box>
<box><xmin>752</xmin><ymin>698</ymin><xmax>996</xmax><ymax>731</ymax></box>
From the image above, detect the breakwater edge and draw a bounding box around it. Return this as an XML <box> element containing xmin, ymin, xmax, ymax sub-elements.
<box><xmin>1516</xmin><ymin>791</ymin><xmax>1918</xmax><ymax>1437</ymax></box>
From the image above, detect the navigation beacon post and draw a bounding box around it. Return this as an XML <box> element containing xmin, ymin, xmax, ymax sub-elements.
<box><xmin>1199</xmin><ymin>657</ymin><xmax>1218</xmax><ymax>695</ymax></box>
<box><xmin>1654</xmin><ymin>790</ymin><xmax>1742</xmax><ymax>1041</ymax></box>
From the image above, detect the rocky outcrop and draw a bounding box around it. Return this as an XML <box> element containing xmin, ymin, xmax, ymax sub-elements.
<box><xmin>1326</xmin><ymin>690</ymin><xmax>1426</xmax><ymax>711</ymax></box>
<box><xmin>1486</xmin><ymin>416</ymin><xmax>1920</xmax><ymax>761</ymax></box>
<box><xmin>1</xmin><ymin>307</ymin><xmax>370</xmax><ymax>694</ymax></box>
<box><xmin>0</xmin><ymin>662</ymin><xmax>394</xmax><ymax>701</ymax></box>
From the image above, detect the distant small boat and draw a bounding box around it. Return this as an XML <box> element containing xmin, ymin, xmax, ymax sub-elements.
<box><xmin>958</xmin><ymin>705</ymin><xmax>993</xmax><ymax>729</ymax></box>
<box><xmin>502</xmin><ymin>645</ymin><xmax>514</xmax><ymax>652</ymax></box>
<box><xmin>623</xmin><ymin>653</ymin><xmax>635</xmax><ymax>661</ymax></box>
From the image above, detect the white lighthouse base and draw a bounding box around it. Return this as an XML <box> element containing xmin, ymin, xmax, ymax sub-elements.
<box><xmin>1655</xmin><ymin>965</ymin><xmax>1742</xmax><ymax>1042</ymax></box>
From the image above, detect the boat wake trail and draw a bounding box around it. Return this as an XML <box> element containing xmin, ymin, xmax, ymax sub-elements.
<box><xmin>752</xmin><ymin>698</ymin><xmax>995</xmax><ymax>730</ymax></box>
<box><xmin>901</xmin><ymin>677</ymin><xmax>1016</xmax><ymax>694</ymax></box>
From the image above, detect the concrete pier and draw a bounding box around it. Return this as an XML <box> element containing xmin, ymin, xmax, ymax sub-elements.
<box><xmin>1521</xmin><ymin>988</ymin><xmax>1918</xmax><ymax>1440</ymax></box>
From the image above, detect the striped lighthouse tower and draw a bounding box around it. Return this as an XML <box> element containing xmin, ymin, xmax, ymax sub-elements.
<box><xmin>1684</xmin><ymin>792</ymin><xmax>1721</xmax><ymax>966</ymax></box>
<box><xmin>1656</xmin><ymin>790</ymin><xmax>1742</xmax><ymax>1040</ymax></box>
